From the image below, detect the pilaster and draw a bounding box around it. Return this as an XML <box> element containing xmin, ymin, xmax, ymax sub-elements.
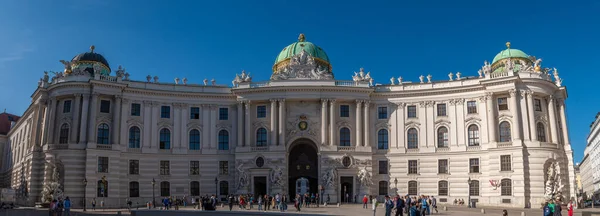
<box><xmin>355</xmin><ymin>100</ymin><xmax>363</xmax><ymax>147</ymax></box>
<box><xmin>278</xmin><ymin>99</ymin><xmax>286</xmax><ymax>146</ymax></box>
<box><xmin>321</xmin><ymin>99</ymin><xmax>328</xmax><ymax>145</ymax></box>
<box><xmin>396</xmin><ymin>102</ymin><xmax>406</xmax><ymax>150</ymax></box>
<box><xmin>508</xmin><ymin>89</ymin><xmax>522</xmax><ymax>146</ymax></box>
<box><xmin>547</xmin><ymin>95</ymin><xmax>559</xmax><ymax>144</ymax></box>
<box><xmin>271</xmin><ymin>99</ymin><xmax>278</xmax><ymax>146</ymax></box>
<box><xmin>329</xmin><ymin>99</ymin><xmax>336</xmax><ymax>146</ymax></box>
<box><xmin>46</xmin><ymin>97</ymin><xmax>57</xmax><ymax>145</ymax></box>
<box><xmin>519</xmin><ymin>90</ymin><xmax>531</xmax><ymax>141</ymax></box>
<box><xmin>87</xmin><ymin>93</ymin><xmax>99</xmax><ymax>143</ymax></box>
<box><xmin>526</xmin><ymin>91</ymin><xmax>537</xmax><ymax>143</ymax></box>
<box><xmin>485</xmin><ymin>92</ymin><xmax>497</xmax><ymax>143</ymax></box>
<box><xmin>363</xmin><ymin>100</ymin><xmax>370</xmax><ymax>147</ymax></box>
<box><xmin>71</xmin><ymin>93</ymin><xmax>82</xmax><ymax>143</ymax></box>
<box><xmin>245</xmin><ymin>101</ymin><xmax>252</xmax><ymax>147</ymax></box>
<box><xmin>111</xmin><ymin>95</ymin><xmax>122</xmax><ymax>144</ymax></box>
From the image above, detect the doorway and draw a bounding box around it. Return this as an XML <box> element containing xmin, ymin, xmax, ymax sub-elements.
<box><xmin>254</xmin><ymin>176</ymin><xmax>267</xmax><ymax>198</ymax></box>
<box><xmin>340</xmin><ymin>176</ymin><xmax>353</xmax><ymax>203</ymax></box>
<box><xmin>288</xmin><ymin>138</ymin><xmax>319</xmax><ymax>197</ymax></box>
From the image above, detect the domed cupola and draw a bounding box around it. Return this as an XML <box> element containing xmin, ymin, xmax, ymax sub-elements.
<box><xmin>273</xmin><ymin>34</ymin><xmax>332</xmax><ymax>73</ymax></box>
<box><xmin>271</xmin><ymin>34</ymin><xmax>334</xmax><ymax>80</ymax></box>
<box><xmin>490</xmin><ymin>42</ymin><xmax>535</xmax><ymax>73</ymax></box>
<box><xmin>70</xmin><ymin>45</ymin><xmax>111</xmax><ymax>76</ymax></box>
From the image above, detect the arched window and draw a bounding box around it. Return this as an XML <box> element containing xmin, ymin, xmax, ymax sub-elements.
<box><xmin>438</xmin><ymin>180</ymin><xmax>448</xmax><ymax>196</ymax></box>
<box><xmin>407</xmin><ymin>128</ymin><xmax>418</xmax><ymax>149</ymax></box>
<box><xmin>536</xmin><ymin>123</ymin><xmax>547</xmax><ymax>142</ymax></box>
<box><xmin>501</xmin><ymin>179</ymin><xmax>512</xmax><ymax>196</ymax></box>
<box><xmin>189</xmin><ymin>129</ymin><xmax>200</xmax><ymax>150</ymax></box>
<box><xmin>377</xmin><ymin>129</ymin><xmax>389</xmax><ymax>150</ymax></box>
<box><xmin>129</xmin><ymin>181</ymin><xmax>139</xmax><ymax>197</ymax></box>
<box><xmin>378</xmin><ymin>181</ymin><xmax>388</xmax><ymax>195</ymax></box>
<box><xmin>339</xmin><ymin>127</ymin><xmax>351</xmax><ymax>146</ymax></box>
<box><xmin>256</xmin><ymin>128</ymin><xmax>267</xmax><ymax>147</ymax></box>
<box><xmin>59</xmin><ymin>124</ymin><xmax>69</xmax><ymax>144</ymax></box>
<box><xmin>437</xmin><ymin>127</ymin><xmax>448</xmax><ymax>147</ymax></box>
<box><xmin>408</xmin><ymin>181</ymin><xmax>418</xmax><ymax>195</ymax></box>
<box><xmin>218</xmin><ymin>130</ymin><xmax>229</xmax><ymax>150</ymax></box>
<box><xmin>97</xmin><ymin>179</ymin><xmax>108</xmax><ymax>197</ymax></box>
<box><xmin>159</xmin><ymin>128</ymin><xmax>171</xmax><ymax>149</ymax></box>
<box><xmin>128</xmin><ymin>126</ymin><xmax>140</xmax><ymax>148</ymax></box>
<box><xmin>219</xmin><ymin>181</ymin><xmax>229</xmax><ymax>196</ymax></box>
<box><xmin>469</xmin><ymin>180</ymin><xmax>480</xmax><ymax>196</ymax></box>
<box><xmin>499</xmin><ymin>121</ymin><xmax>511</xmax><ymax>142</ymax></box>
<box><xmin>160</xmin><ymin>181</ymin><xmax>170</xmax><ymax>196</ymax></box>
<box><xmin>468</xmin><ymin>125</ymin><xmax>480</xmax><ymax>146</ymax></box>
<box><xmin>97</xmin><ymin>123</ymin><xmax>110</xmax><ymax>144</ymax></box>
<box><xmin>190</xmin><ymin>181</ymin><xmax>200</xmax><ymax>196</ymax></box>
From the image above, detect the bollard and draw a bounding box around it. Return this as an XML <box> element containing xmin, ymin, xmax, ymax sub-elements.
<box><xmin>337</xmin><ymin>203</ymin><xmax>340</xmax><ymax>207</ymax></box>
<box><xmin>521</xmin><ymin>212</ymin><xmax>526</xmax><ymax>216</ymax></box>
<box><xmin>481</xmin><ymin>209</ymin><xmax>485</xmax><ymax>214</ymax></box>
<box><xmin>443</xmin><ymin>206</ymin><xmax>447</xmax><ymax>211</ymax></box>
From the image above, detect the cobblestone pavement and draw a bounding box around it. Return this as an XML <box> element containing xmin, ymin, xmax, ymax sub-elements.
<box><xmin>4</xmin><ymin>204</ymin><xmax>600</xmax><ymax>216</ymax></box>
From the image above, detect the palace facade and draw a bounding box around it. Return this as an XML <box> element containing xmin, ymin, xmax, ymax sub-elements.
<box><xmin>0</xmin><ymin>35</ymin><xmax>575</xmax><ymax>208</ymax></box>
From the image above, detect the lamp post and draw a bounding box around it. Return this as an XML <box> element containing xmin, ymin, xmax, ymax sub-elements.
<box><xmin>151</xmin><ymin>178</ymin><xmax>156</xmax><ymax>209</ymax></box>
<box><xmin>467</xmin><ymin>177</ymin><xmax>472</xmax><ymax>208</ymax></box>
<box><xmin>394</xmin><ymin>178</ymin><xmax>398</xmax><ymax>195</ymax></box>
<box><xmin>83</xmin><ymin>178</ymin><xmax>87</xmax><ymax>211</ymax></box>
<box><xmin>214</xmin><ymin>177</ymin><xmax>218</xmax><ymax>199</ymax></box>
<box><xmin>319</xmin><ymin>185</ymin><xmax>324</xmax><ymax>206</ymax></box>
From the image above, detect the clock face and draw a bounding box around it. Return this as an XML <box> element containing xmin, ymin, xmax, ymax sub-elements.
<box><xmin>298</xmin><ymin>121</ymin><xmax>308</xmax><ymax>131</ymax></box>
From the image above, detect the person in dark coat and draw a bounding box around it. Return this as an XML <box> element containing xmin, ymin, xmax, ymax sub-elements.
<box><xmin>554</xmin><ymin>202</ymin><xmax>563</xmax><ymax>216</ymax></box>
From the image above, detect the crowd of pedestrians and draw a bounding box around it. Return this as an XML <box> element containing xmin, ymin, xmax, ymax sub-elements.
<box><xmin>48</xmin><ymin>196</ymin><xmax>72</xmax><ymax>216</ymax></box>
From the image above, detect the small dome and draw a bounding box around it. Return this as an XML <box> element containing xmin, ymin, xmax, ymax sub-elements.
<box><xmin>71</xmin><ymin>45</ymin><xmax>111</xmax><ymax>71</ymax></box>
<box><xmin>273</xmin><ymin>34</ymin><xmax>331</xmax><ymax>72</ymax></box>
<box><xmin>492</xmin><ymin>42</ymin><xmax>530</xmax><ymax>64</ymax></box>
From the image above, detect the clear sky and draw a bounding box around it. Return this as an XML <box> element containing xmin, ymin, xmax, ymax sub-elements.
<box><xmin>1</xmin><ymin>0</ymin><xmax>598</xmax><ymax>162</ymax></box>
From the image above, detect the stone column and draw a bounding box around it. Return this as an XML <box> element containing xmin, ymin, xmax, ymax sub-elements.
<box><xmin>389</xmin><ymin>102</ymin><xmax>397</xmax><ymax>149</ymax></box>
<box><xmin>245</xmin><ymin>101</ymin><xmax>251</xmax><ymax>147</ymax></box>
<box><xmin>455</xmin><ymin>99</ymin><xmax>466</xmax><ymax>146</ymax></box>
<box><xmin>87</xmin><ymin>93</ymin><xmax>99</xmax><ymax>143</ymax></box>
<box><xmin>271</xmin><ymin>99</ymin><xmax>278</xmax><ymax>146</ymax></box>
<box><xmin>363</xmin><ymin>101</ymin><xmax>370</xmax><ymax>147</ymax></box>
<box><xmin>79</xmin><ymin>94</ymin><xmax>90</xmax><ymax>144</ymax></box>
<box><xmin>355</xmin><ymin>100</ymin><xmax>363</xmax><ymax>147</ymax></box>
<box><xmin>150</xmin><ymin>102</ymin><xmax>159</xmax><ymax>148</ymax></box>
<box><xmin>119</xmin><ymin>98</ymin><xmax>129</xmax><ymax>146</ymax></box>
<box><xmin>508</xmin><ymin>90</ymin><xmax>522</xmax><ymax>142</ymax></box>
<box><xmin>111</xmin><ymin>95</ymin><xmax>122</xmax><ymax>144</ymax></box>
<box><xmin>210</xmin><ymin>105</ymin><xmax>218</xmax><ymax>149</ymax></box>
<box><xmin>278</xmin><ymin>99</ymin><xmax>286</xmax><ymax>146</ymax></box>
<box><xmin>418</xmin><ymin>102</ymin><xmax>427</xmax><ymax>147</ymax></box>
<box><xmin>426</xmin><ymin>102</ymin><xmax>435</xmax><ymax>147</ymax></box>
<box><xmin>519</xmin><ymin>91</ymin><xmax>531</xmax><ymax>141</ymax></box>
<box><xmin>559</xmin><ymin>99</ymin><xmax>570</xmax><ymax>146</ymax></box>
<box><xmin>485</xmin><ymin>92</ymin><xmax>497</xmax><ymax>143</ymax></box>
<box><xmin>41</xmin><ymin>99</ymin><xmax>52</xmax><ymax>145</ymax></box>
<box><xmin>180</xmin><ymin>104</ymin><xmax>188</xmax><ymax>149</ymax></box>
<box><xmin>321</xmin><ymin>99</ymin><xmax>328</xmax><ymax>145</ymax></box>
<box><xmin>33</xmin><ymin>100</ymin><xmax>46</xmax><ymax>147</ymax></box>
<box><xmin>142</xmin><ymin>101</ymin><xmax>152</xmax><ymax>148</ymax></box>
<box><xmin>396</xmin><ymin>103</ymin><xmax>405</xmax><ymax>148</ymax></box>
<box><xmin>526</xmin><ymin>91</ymin><xmax>537</xmax><ymax>142</ymax></box>
<box><xmin>46</xmin><ymin>97</ymin><xmax>58</xmax><ymax>144</ymax></box>
<box><xmin>173</xmin><ymin>104</ymin><xmax>181</xmax><ymax>148</ymax></box>
<box><xmin>237</xmin><ymin>102</ymin><xmax>244</xmax><ymax>147</ymax></box>
<box><xmin>547</xmin><ymin>96</ymin><xmax>559</xmax><ymax>143</ymax></box>
<box><xmin>71</xmin><ymin>94</ymin><xmax>82</xmax><ymax>143</ymax></box>
<box><xmin>329</xmin><ymin>99</ymin><xmax>336</xmax><ymax>146</ymax></box>
<box><xmin>203</xmin><ymin>105</ymin><xmax>211</xmax><ymax>149</ymax></box>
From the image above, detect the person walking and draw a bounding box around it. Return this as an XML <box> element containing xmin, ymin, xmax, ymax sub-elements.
<box><xmin>63</xmin><ymin>197</ymin><xmax>71</xmax><ymax>216</ymax></box>
<box><xmin>372</xmin><ymin>196</ymin><xmax>379</xmax><ymax>216</ymax></box>
<box><xmin>258</xmin><ymin>195</ymin><xmax>263</xmax><ymax>211</ymax></box>
<box><xmin>568</xmin><ymin>200</ymin><xmax>574</xmax><ymax>216</ymax></box>
<box><xmin>295</xmin><ymin>194</ymin><xmax>302</xmax><ymax>212</ymax></box>
<box><xmin>395</xmin><ymin>195</ymin><xmax>405</xmax><ymax>216</ymax></box>
<box><xmin>554</xmin><ymin>201</ymin><xmax>563</xmax><ymax>216</ymax></box>
<box><xmin>228</xmin><ymin>194</ymin><xmax>234</xmax><ymax>211</ymax></box>
<box><xmin>91</xmin><ymin>198</ymin><xmax>96</xmax><ymax>211</ymax></box>
<box><xmin>544</xmin><ymin>202</ymin><xmax>552</xmax><ymax>216</ymax></box>
<box><xmin>431</xmin><ymin>196</ymin><xmax>438</xmax><ymax>213</ymax></box>
<box><xmin>409</xmin><ymin>202</ymin><xmax>418</xmax><ymax>216</ymax></box>
<box><xmin>385</xmin><ymin>195</ymin><xmax>395</xmax><ymax>216</ymax></box>
<box><xmin>363</xmin><ymin>195</ymin><xmax>369</xmax><ymax>209</ymax></box>
<box><xmin>420</xmin><ymin>196</ymin><xmax>428</xmax><ymax>216</ymax></box>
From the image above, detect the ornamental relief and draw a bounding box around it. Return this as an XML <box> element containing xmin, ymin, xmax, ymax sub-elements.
<box><xmin>535</xmin><ymin>114</ymin><xmax>549</xmax><ymax>124</ymax></box>
<box><xmin>464</xmin><ymin>116</ymin><xmax>482</xmax><ymax>123</ymax></box>
<box><xmin>96</xmin><ymin>116</ymin><xmax>112</xmax><ymax>124</ymax></box>
<box><xmin>434</xmin><ymin>118</ymin><xmax>451</xmax><ymax>125</ymax></box>
<box><xmin>375</xmin><ymin>121</ymin><xmax>391</xmax><ymax>129</ymax></box>
<box><xmin>186</xmin><ymin>122</ymin><xmax>203</xmax><ymax>130</ymax></box>
<box><xmin>252</xmin><ymin>120</ymin><xmax>269</xmax><ymax>129</ymax></box>
<box><xmin>286</xmin><ymin>114</ymin><xmax>320</xmax><ymax>144</ymax></box>
<box><xmin>126</xmin><ymin>118</ymin><xmax>142</xmax><ymax>126</ymax></box>
<box><xmin>497</xmin><ymin>112</ymin><xmax>513</xmax><ymax>120</ymax></box>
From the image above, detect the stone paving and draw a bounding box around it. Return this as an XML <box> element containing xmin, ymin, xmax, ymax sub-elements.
<box><xmin>3</xmin><ymin>204</ymin><xmax>600</xmax><ymax>216</ymax></box>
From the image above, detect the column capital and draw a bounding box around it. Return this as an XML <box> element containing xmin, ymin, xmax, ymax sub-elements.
<box><xmin>73</xmin><ymin>93</ymin><xmax>82</xmax><ymax>97</ymax></box>
<box><xmin>122</xmin><ymin>98</ymin><xmax>130</xmax><ymax>104</ymax></box>
<box><xmin>49</xmin><ymin>96</ymin><xmax>57</xmax><ymax>101</ymax></box>
<box><xmin>244</xmin><ymin>102</ymin><xmax>251</xmax><ymax>108</ymax></box>
<box><xmin>114</xmin><ymin>95</ymin><xmax>122</xmax><ymax>100</ymax></box>
<box><xmin>548</xmin><ymin>95</ymin><xmax>555</xmax><ymax>102</ymax></box>
<box><xmin>82</xmin><ymin>93</ymin><xmax>90</xmax><ymax>98</ymax></box>
<box><xmin>328</xmin><ymin>99</ymin><xmax>336</xmax><ymax>104</ymax></box>
<box><xmin>508</xmin><ymin>89</ymin><xmax>517</xmax><ymax>97</ymax></box>
<box><xmin>355</xmin><ymin>100</ymin><xmax>363</xmax><ymax>105</ymax></box>
<box><xmin>478</xmin><ymin>96</ymin><xmax>486</xmax><ymax>103</ymax></box>
<box><xmin>91</xmin><ymin>92</ymin><xmax>100</xmax><ymax>97</ymax></box>
<box><xmin>278</xmin><ymin>98</ymin><xmax>286</xmax><ymax>103</ymax></box>
<box><xmin>270</xmin><ymin>99</ymin><xmax>278</xmax><ymax>103</ymax></box>
<box><xmin>394</xmin><ymin>102</ymin><xmax>406</xmax><ymax>108</ymax></box>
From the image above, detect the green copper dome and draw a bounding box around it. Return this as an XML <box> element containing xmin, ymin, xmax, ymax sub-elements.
<box><xmin>273</xmin><ymin>34</ymin><xmax>331</xmax><ymax>72</ymax></box>
<box><xmin>492</xmin><ymin>42</ymin><xmax>529</xmax><ymax>64</ymax></box>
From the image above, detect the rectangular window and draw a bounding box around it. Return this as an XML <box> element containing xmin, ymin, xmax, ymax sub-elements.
<box><xmin>438</xmin><ymin>159</ymin><xmax>448</xmax><ymax>174</ymax></box>
<box><xmin>160</xmin><ymin>161</ymin><xmax>170</xmax><ymax>175</ymax></box>
<box><xmin>500</xmin><ymin>155</ymin><xmax>512</xmax><ymax>171</ymax></box>
<box><xmin>190</xmin><ymin>107</ymin><xmax>200</xmax><ymax>119</ymax></box>
<box><xmin>340</xmin><ymin>105</ymin><xmax>350</xmax><ymax>117</ymax></box>
<box><xmin>219</xmin><ymin>108</ymin><xmax>228</xmax><ymax>120</ymax></box>
<box><xmin>190</xmin><ymin>161</ymin><xmax>200</xmax><ymax>175</ymax></box>
<box><xmin>408</xmin><ymin>160</ymin><xmax>418</xmax><ymax>174</ymax></box>
<box><xmin>257</xmin><ymin>106</ymin><xmax>266</xmax><ymax>118</ymax></box>
<box><xmin>160</xmin><ymin>106</ymin><xmax>170</xmax><ymax>118</ymax></box>
<box><xmin>469</xmin><ymin>158</ymin><xmax>480</xmax><ymax>173</ymax></box>
<box><xmin>379</xmin><ymin>161</ymin><xmax>388</xmax><ymax>174</ymax></box>
<box><xmin>219</xmin><ymin>161</ymin><xmax>229</xmax><ymax>175</ymax></box>
<box><xmin>63</xmin><ymin>100</ymin><xmax>72</xmax><ymax>113</ymax></box>
<box><xmin>378</xmin><ymin>106</ymin><xmax>388</xmax><ymax>119</ymax></box>
<box><xmin>437</xmin><ymin>104</ymin><xmax>447</xmax><ymax>116</ymax></box>
<box><xmin>534</xmin><ymin>99</ymin><xmax>542</xmax><ymax>111</ymax></box>
<box><xmin>98</xmin><ymin>157</ymin><xmax>109</xmax><ymax>173</ymax></box>
<box><xmin>498</xmin><ymin>97</ymin><xmax>508</xmax><ymax>111</ymax></box>
<box><xmin>100</xmin><ymin>100</ymin><xmax>111</xmax><ymax>113</ymax></box>
<box><xmin>407</xmin><ymin>105</ymin><xmax>417</xmax><ymax>118</ymax></box>
<box><xmin>467</xmin><ymin>101</ymin><xmax>477</xmax><ymax>114</ymax></box>
<box><xmin>129</xmin><ymin>160</ymin><xmax>139</xmax><ymax>175</ymax></box>
<box><xmin>131</xmin><ymin>103</ymin><xmax>141</xmax><ymax>116</ymax></box>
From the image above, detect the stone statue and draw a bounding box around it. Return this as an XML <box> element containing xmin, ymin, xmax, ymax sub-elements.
<box><xmin>477</xmin><ymin>69</ymin><xmax>483</xmax><ymax>78</ymax></box>
<box><xmin>116</xmin><ymin>65</ymin><xmax>125</xmax><ymax>78</ymax></box>
<box><xmin>505</xmin><ymin>59</ymin><xmax>515</xmax><ymax>72</ymax></box>
<box><xmin>237</xmin><ymin>163</ymin><xmax>249</xmax><ymax>190</ymax></box>
<box><xmin>544</xmin><ymin>161</ymin><xmax>564</xmax><ymax>201</ymax></box>
<box><xmin>182</xmin><ymin>77</ymin><xmax>187</xmax><ymax>85</ymax></box>
<box><xmin>41</xmin><ymin>158</ymin><xmax>64</xmax><ymax>203</ymax></box>
<box><xmin>419</xmin><ymin>75</ymin><xmax>424</xmax><ymax>83</ymax></box>
<box><xmin>203</xmin><ymin>78</ymin><xmax>208</xmax><ymax>85</ymax></box>
<box><xmin>38</xmin><ymin>78</ymin><xmax>43</xmax><ymax>87</ymax></box>
<box><xmin>271</xmin><ymin>49</ymin><xmax>333</xmax><ymax>80</ymax></box>
<box><xmin>211</xmin><ymin>78</ymin><xmax>216</xmax><ymax>85</ymax></box>
<box><xmin>397</xmin><ymin>76</ymin><xmax>403</xmax><ymax>85</ymax></box>
<box><xmin>59</xmin><ymin>60</ymin><xmax>72</xmax><ymax>75</ymax></box>
<box><xmin>390</xmin><ymin>77</ymin><xmax>395</xmax><ymax>85</ymax></box>
<box><xmin>553</xmin><ymin>68</ymin><xmax>562</xmax><ymax>87</ymax></box>
<box><xmin>93</xmin><ymin>63</ymin><xmax>103</xmax><ymax>75</ymax></box>
<box><xmin>481</xmin><ymin>60</ymin><xmax>492</xmax><ymax>75</ymax></box>
<box><xmin>124</xmin><ymin>72</ymin><xmax>130</xmax><ymax>80</ymax></box>
<box><xmin>364</xmin><ymin>72</ymin><xmax>373</xmax><ymax>86</ymax></box>
<box><xmin>322</xmin><ymin>168</ymin><xmax>337</xmax><ymax>188</ymax></box>
<box><xmin>270</xmin><ymin>166</ymin><xmax>284</xmax><ymax>187</ymax></box>
<box><xmin>448</xmin><ymin>72</ymin><xmax>453</xmax><ymax>81</ymax></box>
<box><xmin>153</xmin><ymin>76</ymin><xmax>159</xmax><ymax>83</ymax></box>
<box><xmin>519</xmin><ymin>59</ymin><xmax>533</xmax><ymax>72</ymax></box>
<box><xmin>534</xmin><ymin>58</ymin><xmax>542</xmax><ymax>72</ymax></box>
<box><xmin>426</xmin><ymin>74</ymin><xmax>432</xmax><ymax>83</ymax></box>
<box><xmin>456</xmin><ymin>72</ymin><xmax>462</xmax><ymax>80</ymax></box>
<box><xmin>174</xmin><ymin>77</ymin><xmax>180</xmax><ymax>84</ymax></box>
<box><xmin>357</xmin><ymin>166</ymin><xmax>373</xmax><ymax>187</ymax></box>
<box><xmin>146</xmin><ymin>75</ymin><xmax>152</xmax><ymax>82</ymax></box>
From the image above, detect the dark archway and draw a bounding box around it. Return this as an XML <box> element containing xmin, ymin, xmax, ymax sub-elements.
<box><xmin>288</xmin><ymin>138</ymin><xmax>319</xmax><ymax>198</ymax></box>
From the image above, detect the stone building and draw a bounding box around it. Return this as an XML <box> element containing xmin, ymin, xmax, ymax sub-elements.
<box><xmin>579</xmin><ymin>112</ymin><xmax>600</xmax><ymax>201</ymax></box>
<box><xmin>0</xmin><ymin>35</ymin><xmax>575</xmax><ymax>208</ymax></box>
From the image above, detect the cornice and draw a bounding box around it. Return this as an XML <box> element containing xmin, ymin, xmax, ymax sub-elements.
<box><xmin>371</xmin><ymin>86</ymin><xmax>486</xmax><ymax>98</ymax></box>
<box><xmin>124</xmin><ymin>88</ymin><xmax>236</xmax><ymax>100</ymax></box>
<box><xmin>232</xmin><ymin>86</ymin><xmax>374</xmax><ymax>96</ymax></box>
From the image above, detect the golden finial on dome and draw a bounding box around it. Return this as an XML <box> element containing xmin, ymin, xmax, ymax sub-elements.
<box><xmin>506</xmin><ymin>42</ymin><xmax>511</xmax><ymax>49</ymax></box>
<box><xmin>90</xmin><ymin>45</ymin><xmax>95</xmax><ymax>53</ymax></box>
<box><xmin>298</xmin><ymin>33</ymin><xmax>305</xmax><ymax>42</ymax></box>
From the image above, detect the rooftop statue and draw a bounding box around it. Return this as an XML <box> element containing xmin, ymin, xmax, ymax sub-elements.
<box><xmin>271</xmin><ymin>49</ymin><xmax>333</xmax><ymax>81</ymax></box>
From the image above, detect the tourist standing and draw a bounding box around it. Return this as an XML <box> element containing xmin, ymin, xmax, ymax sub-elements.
<box><xmin>258</xmin><ymin>195</ymin><xmax>263</xmax><ymax>211</ymax></box>
<box><xmin>363</xmin><ymin>195</ymin><xmax>369</xmax><ymax>208</ymax></box>
<box><xmin>63</xmin><ymin>197</ymin><xmax>71</xmax><ymax>216</ymax></box>
<box><xmin>544</xmin><ymin>202</ymin><xmax>552</xmax><ymax>216</ymax></box>
<box><xmin>395</xmin><ymin>195</ymin><xmax>405</xmax><ymax>216</ymax></box>
<box><xmin>568</xmin><ymin>201</ymin><xmax>574</xmax><ymax>216</ymax></box>
<box><xmin>409</xmin><ymin>202</ymin><xmax>418</xmax><ymax>216</ymax></box>
<box><xmin>385</xmin><ymin>195</ymin><xmax>394</xmax><ymax>216</ymax></box>
<box><xmin>554</xmin><ymin>201</ymin><xmax>563</xmax><ymax>216</ymax></box>
<box><xmin>372</xmin><ymin>196</ymin><xmax>379</xmax><ymax>216</ymax></box>
<box><xmin>431</xmin><ymin>196</ymin><xmax>437</xmax><ymax>213</ymax></box>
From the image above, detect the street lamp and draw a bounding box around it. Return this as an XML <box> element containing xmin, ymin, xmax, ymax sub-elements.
<box><xmin>319</xmin><ymin>185</ymin><xmax>324</xmax><ymax>206</ymax></box>
<box><xmin>151</xmin><ymin>178</ymin><xmax>156</xmax><ymax>209</ymax></box>
<box><xmin>214</xmin><ymin>177</ymin><xmax>218</xmax><ymax>199</ymax></box>
<box><xmin>83</xmin><ymin>178</ymin><xmax>87</xmax><ymax>211</ymax></box>
<box><xmin>467</xmin><ymin>177</ymin><xmax>472</xmax><ymax>208</ymax></box>
<box><xmin>394</xmin><ymin>178</ymin><xmax>398</xmax><ymax>195</ymax></box>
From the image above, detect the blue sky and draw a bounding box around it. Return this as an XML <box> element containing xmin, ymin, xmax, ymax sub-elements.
<box><xmin>1</xmin><ymin>0</ymin><xmax>598</xmax><ymax>161</ymax></box>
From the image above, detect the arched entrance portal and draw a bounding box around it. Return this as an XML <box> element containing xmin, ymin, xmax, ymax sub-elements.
<box><xmin>288</xmin><ymin>139</ymin><xmax>319</xmax><ymax>197</ymax></box>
